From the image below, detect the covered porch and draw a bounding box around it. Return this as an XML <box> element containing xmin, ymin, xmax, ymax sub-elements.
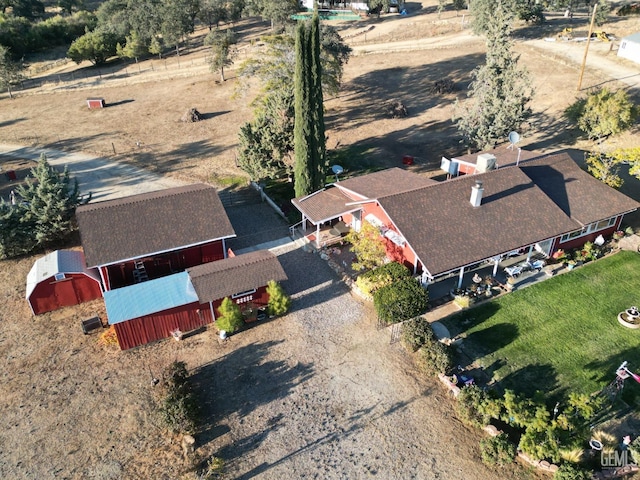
<box><xmin>290</xmin><ymin>186</ymin><xmax>360</xmax><ymax>249</ymax></box>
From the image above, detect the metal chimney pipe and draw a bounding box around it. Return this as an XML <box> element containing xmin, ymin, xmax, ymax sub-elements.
<box><xmin>470</xmin><ymin>180</ymin><xmax>484</xmax><ymax>207</ymax></box>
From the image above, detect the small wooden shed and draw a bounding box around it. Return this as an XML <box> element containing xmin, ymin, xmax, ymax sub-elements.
<box><xmin>86</xmin><ymin>98</ymin><xmax>106</xmax><ymax>109</ymax></box>
<box><xmin>26</xmin><ymin>250</ymin><xmax>103</xmax><ymax>315</ymax></box>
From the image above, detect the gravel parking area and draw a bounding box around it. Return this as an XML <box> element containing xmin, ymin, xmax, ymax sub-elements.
<box><xmin>194</xmin><ymin>242</ymin><xmax>529</xmax><ymax>480</ymax></box>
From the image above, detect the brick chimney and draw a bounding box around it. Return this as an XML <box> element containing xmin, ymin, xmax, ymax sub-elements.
<box><xmin>470</xmin><ymin>180</ymin><xmax>484</xmax><ymax>207</ymax></box>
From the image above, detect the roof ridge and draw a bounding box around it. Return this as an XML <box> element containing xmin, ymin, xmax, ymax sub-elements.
<box><xmin>79</xmin><ymin>183</ymin><xmax>213</xmax><ymax>211</ymax></box>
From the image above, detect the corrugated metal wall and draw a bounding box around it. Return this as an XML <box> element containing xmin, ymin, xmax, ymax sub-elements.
<box><xmin>114</xmin><ymin>302</ymin><xmax>213</xmax><ymax>350</ymax></box>
<box><xmin>29</xmin><ymin>274</ymin><xmax>102</xmax><ymax>315</ymax></box>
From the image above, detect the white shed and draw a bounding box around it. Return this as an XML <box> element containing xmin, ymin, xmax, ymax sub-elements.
<box><xmin>618</xmin><ymin>33</ymin><xmax>640</xmax><ymax>64</ymax></box>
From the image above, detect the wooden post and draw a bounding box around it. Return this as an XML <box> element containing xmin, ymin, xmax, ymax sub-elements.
<box><xmin>577</xmin><ymin>3</ymin><xmax>598</xmax><ymax>91</ymax></box>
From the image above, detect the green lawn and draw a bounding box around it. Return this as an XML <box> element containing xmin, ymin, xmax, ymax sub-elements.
<box><xmin>442</xmin><ymin>251</ymin><xmax>640</xmax><ymax>403</ymax></box>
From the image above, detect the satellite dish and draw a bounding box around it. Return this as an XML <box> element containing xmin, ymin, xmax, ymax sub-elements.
<box><xmin>331</xmin><ymin>165</ymin><xmax>344</xmax><ymax>182</ymax></box>
<box><xmin>508</xmin><ymin>131</ymin><xmax>520</xmax><ymax>146</ymax></box>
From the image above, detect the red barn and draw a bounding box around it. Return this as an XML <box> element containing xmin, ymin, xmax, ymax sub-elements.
<box><xmin>26</xmin><ymin>250</ymin><xmax>102</xmax><ymax>315</ymax></box>
<box><xmin>76</xmin><ymin>184</ymin><xmax>236</xmax><ymax>291</ymax></box>
<box><xmin>105</xmin><ymin>250</ymin><xmax>287</xmax><ymax>350</ymax></box>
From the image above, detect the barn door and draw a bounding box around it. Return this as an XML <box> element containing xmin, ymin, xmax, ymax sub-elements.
<box><xmin>54</xmin><ymin>279</ymin><xmax>79</xmax><ymax>308</ymax></box>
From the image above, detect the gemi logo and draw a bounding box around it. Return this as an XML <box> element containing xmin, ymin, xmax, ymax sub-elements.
<box><xmin>601</xmin><ymin>450</ymin><xmax>629</xmax><ymax>468</ymax></box>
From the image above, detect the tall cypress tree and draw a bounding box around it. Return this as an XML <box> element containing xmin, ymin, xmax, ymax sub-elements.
<box><xmin>294</xmin><ymin>14</ymin><xmax>327</xmax><ymax>198</ymax></box>
<box><xmin>309</xmin><ymin>14</ymin><xmax>327</xmax><ymax>191</ymax></box>
<box><xmin>294</xmin><ymin>21</ymin><xmax>312</xmax><ymax>197</ymax></box>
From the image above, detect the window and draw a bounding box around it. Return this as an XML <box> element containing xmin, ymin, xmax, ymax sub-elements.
<box><xmin>560</xmin><ymin>217</ymin><xmax>616</xmax><ymax>242</ymax></box>
<box><xmin>232</xmin><ymin>288</ymin><xmax>256</xmax><ymax>299</ymax></box>
<box><xmin>54</xmin><ymin>273</ymin><xmax>66</xmax><ymax>281</ymax></box>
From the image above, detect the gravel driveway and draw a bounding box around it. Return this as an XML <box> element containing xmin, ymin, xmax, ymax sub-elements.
<box><xmin>194</xmin><ymin>241</ymin><xmax>522</xmax><ymax>480</ymax></box>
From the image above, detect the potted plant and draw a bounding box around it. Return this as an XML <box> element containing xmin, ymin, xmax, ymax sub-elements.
<box><xmin>566</xmin><ymin>260</ymin><xmax>577</xmax><ymax>270</ymax></box>
<box><xmin>613</xmin><ymin>230</ymin><xmax>625</xmax><ymax>241</ymax></box>
<box><xmin>552</xmin><ymin>249</ymin><xmax>567</xmax><ymax>263</ymax></box>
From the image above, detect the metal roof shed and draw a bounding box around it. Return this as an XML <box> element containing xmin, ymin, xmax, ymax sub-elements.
<box><xmin>26</xmin><ymin>250</ymin><xmax>102</xmax><ymax>315</ymax></box>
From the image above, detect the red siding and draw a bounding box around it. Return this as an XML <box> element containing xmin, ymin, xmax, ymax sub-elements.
<box><xmin>103</xmin><ymin>240</ymin><xmax>226</xmax><ymax>290</ymax></box>
<box><xmin>362</xmin><ymin>203</ymin><xmax>418</xmax><ymax>272</ymax></box>
<box><xmin>212</xmin><ymin>286</ymin><xmax>270</xmax><ymax>322</ymax></box>
<box><xmin>557</xmin><ymin>224</ymin><xmax>619</xmax><ymax>251</ymax></box>
<box><xmin>113</xmin><ymin>301</ymin><xmax>213</xmax><ymax>350</ymax></box>
<box><xmin>29</xmin><ymin>274</ymin><xmax>103</xmax><ymax>315</ymax></box>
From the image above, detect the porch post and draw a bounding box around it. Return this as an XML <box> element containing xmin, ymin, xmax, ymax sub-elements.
<box><xmin>222</xmin><ymin>238</ymin><xmax>227</xmax><ymax>258</ymax></box>
<box><xmin>302</xmin><ymin>215</ymin><xmax>307</xmax><ymax>230</ymax></box>
<box><xmin>209</xmin><ymin>301</ymin><xmax>216</xmax><ymax>321</ymax></box>
<box><xmin>526</xmin><ymin>245</ymin><xmax>533</xmax><ymax>262</ymax></box>
<box><xmin>413</xmin><ymin>257</ymin><xmax>418</xmax><ymax>275</ymax></box>
<box><xmin>316</xmin><ymin>223</ymin><xmax>321</xmax><ymax>249</ymax></box>
<box><xmin>493</xmin><ymin>258</ymin><xmax>499</xmax><ymax>277</ymax></box>
<box><xmin>457</xmin><ymin>266</ymin><xmax>464</xmax><ymax>289</ymax></box>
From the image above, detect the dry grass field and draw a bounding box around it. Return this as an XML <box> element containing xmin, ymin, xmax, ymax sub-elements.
<box><xmin>1</xmin><ymin>2</ymin><xmax>640</xmax><ymax>478</ymax></box>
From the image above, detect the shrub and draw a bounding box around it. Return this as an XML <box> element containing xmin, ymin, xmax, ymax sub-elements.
<box><xmin>215</xmin><ymin>297</ymin><xmax>244</xmax><ymax>334</ymax></box>
<box><xmin>479</xmin><ymin>433</ymin><xmax>516</xmax><ymax>466</ymax></box>
<box><xmin>355</xmin><ymin>261</ymin><xmax>410</xmax><ymax>296</ymax></box>
<box><xmin>629</xmin><ymin>436</ymin><xmax>640</xmax><ymax>464</ymax></box>
<box><xmin>201</xmin><ymin>456</ymin><xmax>225</xmax><ymax>479</ymax></box>
<box><xmin>553</xmin><ymin>463</ymin><xmax>592</xmax><ymax>480</ymax></box>
<box><xmin>456</xmin><ymin>385</ymin><xmax>501</xmax><ymax>427</ymax></box>
<box><xmin>158</xmin><ymin>361</ymin><xmax>198</xmax><ymax>434</ymax></box>
<box><xmin>401</xmin><ymin>317</ymin><xmax>434</xmax><ymax>352</ymax></box>
<box><xmin>564</xmin><ymin>88</ymin><xmax>638</xmax><ymax>140</ymax></box>
<box><xmin>266</xmin><ymin>280</ymin><xmax>291</xmax><ymax>316</ymax></box>
<box><xmin>373</xmin><ymin>278</ymin><xmax>428</xmax><ymax>324</ymax></box>
<box><xmin>345</xmin><ymin>221</ymin><xmax>387</xmax><ymax>271</ymax></box>
<box><xmin>416</xmin><ymin>340</ymin><xmax>451</xmax><ymax>375</ymax></box>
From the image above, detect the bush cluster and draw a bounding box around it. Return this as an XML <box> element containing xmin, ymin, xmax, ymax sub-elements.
<box><xmin>158</xmin><ymin>361</ymin><xmax>199</xmax><ymax>434</ymax></box>
<box><xmin>401</xmin><ymin>317</ymin><xmax>434</xmax><ymax>352</ymax></box>
<box><xmin>416</xmin><ymin>340</ymin><xmax>451</xmax><ymax>375</ymax></box>
<box><xmin>373</xmin><ymin>277</ymin><xmax>428</xmax><ymax>324</ymax></box>
<box><xmin>0</xmin><ymin>12</ymin><xmax>97</xmax><ymax>59</ymax></box>
<box><xmin>355</xmin><ymin>261</ymin><xmax>410</xmax><ymax>296</ymax></box>
<box><xmin>479</xmin><ymin>433</ymin><xmax>516</xmax><ymax>466</ymax></box>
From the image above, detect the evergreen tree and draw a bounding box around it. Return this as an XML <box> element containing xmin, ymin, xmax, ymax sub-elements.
<box><xmin>205</xmin><ymin>28</ymin><xmax>237</xmax><ymax>82</ymax></box>
<box><xmin>294</xmin><ymin>15</ymin><xmax>326</xmax><ymax>197</ymax></box>
<box><xmin>309</xmin><ymin>14</ymin><xmax>326</xmax><ymax>193</ymax></box>
<box><xmin>455</xmin><ymin>1</ymin><xmax>533</xmax><ymax>150</ymax></box>
<box><xmin>266</xmin><ymin>280</ymin><xmax>291</xmax><ymax>316</ymax></box>
<box><xmin>294</xmin><ymin>21</ymin><xmax>312</xmax><ymax>197</ymax></box>
<box><xmin>16</xmin><ymin>154</ymin><xmax>88</xmax><ymax>248</ymax></box>
<box><xmin>0</xmin><ymin>45</ymin><xmax>23</xmax><ymax>99</ymax></box>
<box><xmin>215</xmin><ymin>297</ymin><xmax>244</xmax><ymax>333</ymax></box>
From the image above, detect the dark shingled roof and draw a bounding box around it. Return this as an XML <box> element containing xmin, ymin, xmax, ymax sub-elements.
<box><xmin>77</xmin><ymin>184</ymin><xmax>235</xmax><ymax>267</ymax></box>
<box><xmin>292</xmin><ymin>168</ymin><xmax>436</xmax><ymax>223</ymax></box>
<box><xmin>188</xmin><ymin>250</ymin><xmax>287</xmax><ymax>303</ymax></box>
<box><xmin>291</xmin><ymin>187</ymin><xmax>358</xmax><ymax>224</ymax></box>
<box><xmin>380</xmin><ymin>165</ymin><xmax>581</xmax><ymax>276</ymax></box>
<box><xmin>520</xmin><ymin>154</ymin><xmax>640</xmax><ymax>225</ymax></box>
<box><xmin>337</xmin><ymin>167</ymin><xmax>436</xmax><ymax>199</ymax></box>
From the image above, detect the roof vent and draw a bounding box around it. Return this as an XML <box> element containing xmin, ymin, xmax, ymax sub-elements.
<box><xmin>470</xmin><ymin>180</ymin><xmax>484</xmax><ymax>207</ymax></box>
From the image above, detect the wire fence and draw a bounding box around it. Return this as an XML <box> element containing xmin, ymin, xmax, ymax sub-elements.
<box><xmin>16</xmin><ymin>54</ymin><xmax>216</xmax><ymax>94</ymax></box>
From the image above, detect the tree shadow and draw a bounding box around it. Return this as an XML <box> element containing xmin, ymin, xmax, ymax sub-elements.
<box><xmin>0</xmin><ymin>117</ymin><xmax>26</xmax><ymax>128</ymax></box>
<box><xmin>106</xmin><ymin>99</ymin><xmax>135</xmax><ymax>108</ymax></box>
<box><xmin>220</xmin><ymin>395</ymin><xmax>424</xmax><ymax>478</ymax></box>
<box><xmin>193</xmin><ymin>340</ymin><xmax>315</xmax><ymax>446</ymax></box>
<box><xmin>499</xmin><ymin>363</ymin><xmax>563</xmax><ymax>401</ymax></box>
<box><xmin>461</xmin><ymin>322</ymin><xmax>519</xmax><ymax>360</ymax></box>
<box><xmin>442</xmin><ymin>302</ymin><xmax>501</xmax><ymax>337</ymax></box>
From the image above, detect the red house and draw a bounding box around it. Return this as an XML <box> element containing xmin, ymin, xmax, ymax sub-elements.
<box><xmin>76</xmin><ymin>184</ymin><xmax>236</xmax><ymax>291</ymax></box>
<box><xmin>104</xmin><ymin>250</ymin><xmax>287</xmax><ymax>350</ymax></box>
<box><xmin>291</xmin><ymin>150</ymin><xmax>639</xmax><ymax>288</ymax></box>
<box><xmin>26</xmin><ymin>250</ymin><xmax>102</xmax><ymax>315</ymax></box>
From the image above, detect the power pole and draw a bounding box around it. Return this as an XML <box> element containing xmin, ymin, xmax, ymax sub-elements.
<box><xmin>577</xmin><ymin>3</ymin><xmax>598</xmax><ymax>91</ymax></box>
